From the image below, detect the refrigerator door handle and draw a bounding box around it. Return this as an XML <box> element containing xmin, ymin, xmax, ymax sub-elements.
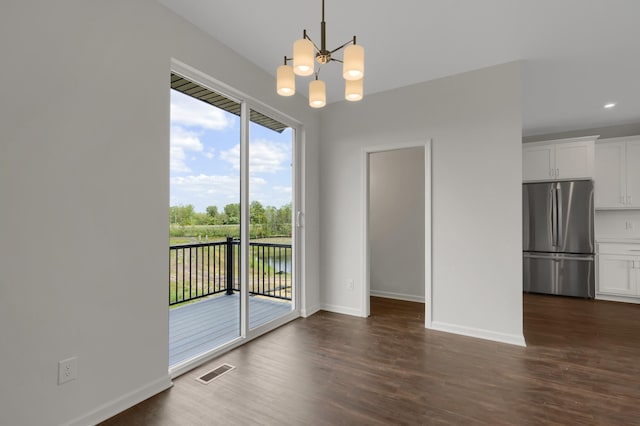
<box><xmin>556</xmin><ymin>183</ymin><xmax>563</xmax><ymax>249</ymax></box>
<box><xmin>550</xmin><ymin>186</ymin><xmax>557</xmax><ymax>247</ymax></box>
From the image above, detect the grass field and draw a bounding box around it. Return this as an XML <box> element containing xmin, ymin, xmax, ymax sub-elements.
<box><xmin>169</xmin><ymin>224</ymin><xmax>291</xmax><ymax>241</ymax></box>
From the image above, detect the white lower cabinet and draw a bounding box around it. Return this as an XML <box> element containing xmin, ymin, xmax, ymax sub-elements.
<box><xmin>598</xmin><ymin>255</ymin><xmax>638</xmax><ymax>295</ymax></box>
<box><xmin>597</xmin><ymin>243</ymin><xmax>640</xmax><ymax>302</ymax></box>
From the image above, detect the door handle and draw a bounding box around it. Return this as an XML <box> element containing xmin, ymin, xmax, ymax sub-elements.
<box><xmin>555</xmin><ymin>184</ymin><xmax>563</xmax><ymax>248</ymax></box>
<box><xmin>556</xmin><ymin>168</ymin><xmax>559</xmax><ymax>177</ymax></box>
<box><xmin>550</xmin><ymin>187</ymin><xmax>557</xmax><ymax>247</ymax></box>
<box><xmin>296</xmin><ymin>211</ymin><xmax>302</xmax><ymax>228</ymax></box>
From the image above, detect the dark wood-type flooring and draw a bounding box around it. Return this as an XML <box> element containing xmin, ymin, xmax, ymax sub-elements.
<box><xmin>102</xmin><ymin>295</ymin><xmax>640</xmax><ymax>425</ymax></box>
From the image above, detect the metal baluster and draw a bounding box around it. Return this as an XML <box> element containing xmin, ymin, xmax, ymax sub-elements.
<box><xmin>188</xmin><ymin>247</ymin><xmax>191</xmax><ymax>299</ymax></box>
<box><xmin>226</xmin><ymin>237</ymin><xmax>234</xmax><ymax>295</ymax></box>
<box><xmin>195</xmin><ymin>246</ymin><xmax>198</xmax><ymax>299</ymax></box>
<box><xmin>279</xmin><ymin>246</ymin><xmax>282</xmax><ymax>298</ymax></box>
<box><xmin>181</xmin><ymin>249</ymin><xmax>185</xmax><ymax>302</ymax></box>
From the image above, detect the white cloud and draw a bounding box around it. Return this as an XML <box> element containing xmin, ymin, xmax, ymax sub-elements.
<box><xmin>170</xmin><ymin>90</ymin><xmax>234</xmax><ymax>130</ymax></box>
<box><xmin>220</xmin><ymin>139</ymin><xmax>290</xmax><ymax>173</ymax></box>
<box><xmin>170</xmin><ymin>126</ymin><xmax>203</xmax><ymax>173</ymax></box>
<box><xmin>251</xmin><ymin>177</ymin><xmax>267</xmax><ymax>186</ymax></box>
<box><xmin>204</xmin><ymin>148</ymin><xmax>215</xmax><ymax>160</ymax></box>
<box><xmin>171</xmin><ymin>174</ymin><xmax>267</xmax><ymax>200</ymax></box>
<box><xmin>273</xmin><ymin>186</ymin><xmax>292</xmax><ymax>194</ymax></box>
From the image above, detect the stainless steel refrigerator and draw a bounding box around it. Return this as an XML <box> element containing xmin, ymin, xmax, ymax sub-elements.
<box><xmin>523</xmin><ymin>180</ymin><xmax>595</xmax><ymax>298</ymax></box>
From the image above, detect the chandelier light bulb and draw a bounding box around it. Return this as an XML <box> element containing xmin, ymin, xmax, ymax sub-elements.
<box><xmin>343</xmin><ymin>44</ymin><xmax>364</xmax><ymax>81</ymax></box>
<box><xmin>309</xmin><ymin>79</ymin><xmax>326</xmax><ymax>108</ymax></box>
<box><xmin>293</xmin><ymin>38</ymin><xmax>315</xmax><ymax>76</ymax></box>
<box><xmin>276</xmin><ymin>65</ymin><xmax>295</xmax><ymax>96</ymax></box>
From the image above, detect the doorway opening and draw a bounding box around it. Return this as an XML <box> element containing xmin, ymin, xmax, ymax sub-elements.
<box><xmin>363</xmin><ymin>142</ymin><xmax>431</xmax><ymax>326</ymax></box>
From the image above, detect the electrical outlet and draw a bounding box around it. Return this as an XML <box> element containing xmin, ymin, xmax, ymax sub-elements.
<box><xmin>58</xmin><ymin>356</ymin><xmax>78</xmax><ymax>385</ymax></box>
<box><xmin>347</xmin><ymin>279</ymin><xmax>354</xmax><ymax>290</ymax></box>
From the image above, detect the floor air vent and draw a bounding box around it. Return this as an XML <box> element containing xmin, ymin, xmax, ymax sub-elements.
<box><xmin>196</xmin><ymin>364</ymin><xmax>235</xmax><ymax>384</ymax></box>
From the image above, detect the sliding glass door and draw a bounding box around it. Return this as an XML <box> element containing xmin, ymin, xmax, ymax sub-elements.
<box><xmin>168</xmin><ymin>69</ymin><xmax>298</xmax><ymax>370</ymax></box>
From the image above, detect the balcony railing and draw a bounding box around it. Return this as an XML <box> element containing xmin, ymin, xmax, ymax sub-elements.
<box><xmin>169</xmin><ymin>237</ymin><xmax>292</xmax><ymax>306</ymax></box>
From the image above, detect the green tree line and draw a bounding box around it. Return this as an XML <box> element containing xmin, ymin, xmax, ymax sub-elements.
<box><xmin>170</xmin><ymin>202</ymin><xmax>292</xmax><ymax>237</ymax></box>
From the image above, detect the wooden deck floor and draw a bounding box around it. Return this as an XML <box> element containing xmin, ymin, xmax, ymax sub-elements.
<box><xmin>169</xmin><ymin>294</ymin><xmax>292</xmax><ymax>366</ymax></box>
<box><xmin>106</xmin><ymin>294</ymin><xmax>640</xmax><ymax>425</ymax></box>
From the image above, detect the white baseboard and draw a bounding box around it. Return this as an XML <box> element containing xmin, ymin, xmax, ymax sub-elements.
<box><xmin>321</xmin><ymin>303</ymin><xmax>365</xmax><ymax>318</ymax></box>
<box><xmin>370</xmin><ymin>290</ymin><xmax>425</xmax><ymax>303</ymax></box>
<box><xmin>430</xmin><ymin>321</ymin><xmax>526</xmax><ymax>347</ymax></box>
<box><xmin>66</xmin><ymin>375</ymin><xmax>173</xmax><ymax>426</ymax></box>
<box><xmin>596</xmin><ymin>294</ymin><xmax>640</xmax><ymax>304</ymax></box>
<box><xmin>301</xmin><ymin>304</ymin><xmax>321</xmax><ymax>317</ymax></box>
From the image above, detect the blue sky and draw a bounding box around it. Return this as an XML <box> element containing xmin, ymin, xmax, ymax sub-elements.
<box><xmin>170</xmin><ymin>90</ymin><xmax>293</xmax><ymax>212</ymax></box>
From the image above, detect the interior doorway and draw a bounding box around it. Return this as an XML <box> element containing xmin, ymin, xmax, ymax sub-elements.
<box><xmin>363</xmin><ymin>142</ymin><xmax>431</xmax><ymax>326</ymax></box>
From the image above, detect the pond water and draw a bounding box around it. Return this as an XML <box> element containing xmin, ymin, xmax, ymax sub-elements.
<box><xmin>263</xmin><ymin>254</ymin><xmax>292</xmax><ymax>274</ymax></box>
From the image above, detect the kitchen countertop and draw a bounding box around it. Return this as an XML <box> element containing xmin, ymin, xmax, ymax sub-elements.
<box><xmin>596</xmin><ymin>237</ymin><xmax>640</xmax><ymax>244</ymax></box>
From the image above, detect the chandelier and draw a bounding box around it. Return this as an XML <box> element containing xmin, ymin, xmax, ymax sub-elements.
<box><xmin>276</xmin><ymin>0</ymin><xmax>365</xmax><ymax>108</ymax></box>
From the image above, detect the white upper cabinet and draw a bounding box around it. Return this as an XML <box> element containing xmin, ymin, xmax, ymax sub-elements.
<box><xmin>625</xmin><ymin>139</ymin><xmax>640</xmax><ymax>208</ymax></box>
<box><xmin>555</xmin><ymin>141</ymin><xmax>595</xmax><ymax>179</ymax></box>
<box><xmin>523</xmin><ymin>136</ymin><xmax>597</xmax><ymax>182</ymax></box>
<box><xmin>594</xmin><ymin>136</ymin><xmax>640</xmax><ymax>209</ymax></box>
<box><xmin>595</xmin><ymin>142</ymin><xmax>626</xmax><ymax>208</ymax></box>
<box><xmin>522</xmin><ymin>143</ymin><xmax>555</xmax><ymax>181</ymax></box>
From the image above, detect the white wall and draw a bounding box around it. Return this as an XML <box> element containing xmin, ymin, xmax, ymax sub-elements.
<box><xmin>0</xmin><ymin>1</ymin><xmax>320</xmax><ymax>425</ymax></box>
<box><xmin>319</xmin><ymin>62</ymin><xmax>524</xmax><ymax>345</ymax></box>
<box><xmin>369</xmin><ymin>147</ymin><xmax>425</xmax><ymax>302</ymax></box>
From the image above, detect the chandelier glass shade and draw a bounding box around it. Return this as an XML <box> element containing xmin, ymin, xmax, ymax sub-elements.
<box><xmin>343</xmin><ymin>44</ymin><xmax>364</xmax><ymax>80</ymax></box>
<box><xmin>345</xmin><ymin>78</ymin><xmax>363</xmax><ymax>102</ymax></box>
<box><xmin>293</xmin><ymin>39</ymin><xmax>315</xmax><ymax>76</ymax></box>
<box><xmin>309</xmin><ymin>79</ymin><xmax>326</xmax><ymax>108</ymax></box>
<box><xmin>276</xmin><ymin>0</ymin><xmax>364</xmax><ymax>108</ymax></box>
<box><xmin>276</xmin><ymin>65</ymin><xmax>295</xmax><ymax>96</ymax></box>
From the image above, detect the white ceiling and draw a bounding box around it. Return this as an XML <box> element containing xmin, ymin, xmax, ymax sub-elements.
<box><xmin>158</xmin><ymin>0</ymin><xmax>640</xmax><ymax>136</ymax></box>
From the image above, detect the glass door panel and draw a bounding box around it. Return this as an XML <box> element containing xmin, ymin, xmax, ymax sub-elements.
<box><xmin>248</xmin><ymin>109</ymin><xmax>295</xmax><ymax>330</ymax></box>
<box><xmin>168</xmin><ymin>74</ymin><xmax>242</xmax><ymax>367</ymax></box>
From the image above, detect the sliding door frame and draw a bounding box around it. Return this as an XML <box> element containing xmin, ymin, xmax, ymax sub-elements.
<box><xmin>169</xmin><ymin>59</ymin><xmax>302</xmax><ymax>377</ymax></box>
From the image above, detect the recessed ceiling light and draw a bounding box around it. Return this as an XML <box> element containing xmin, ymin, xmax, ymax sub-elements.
<box><xmin>604</xmin><ymin>103</ymin><xmax>617</xmax><ymax>109</ymax></box>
